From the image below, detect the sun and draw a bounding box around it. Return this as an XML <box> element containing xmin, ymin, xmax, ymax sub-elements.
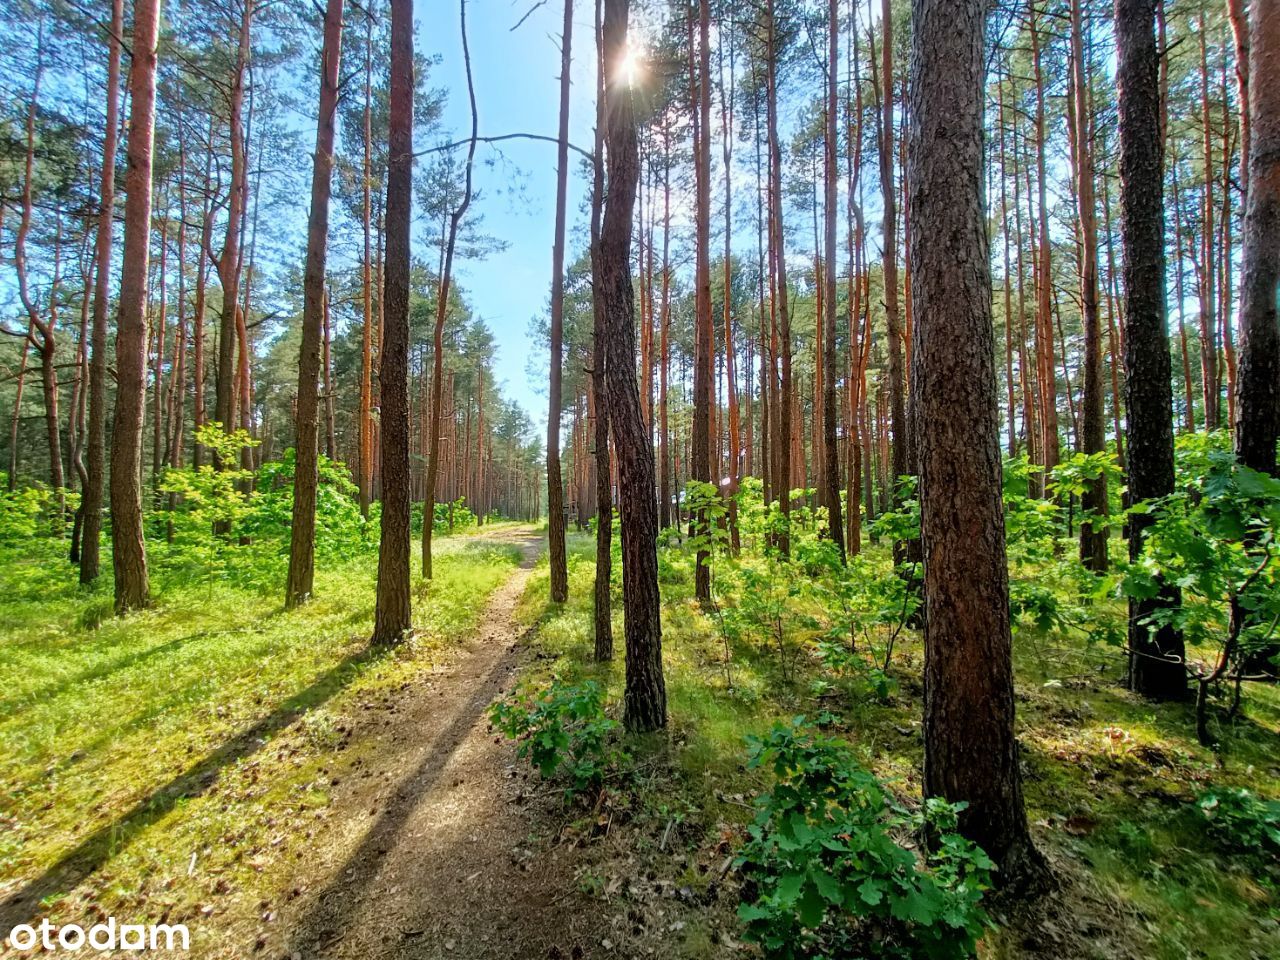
<box><xmin>617</xmin><ymin>44</ymin><xmax>642</xmax><ymax>87</ymax></box>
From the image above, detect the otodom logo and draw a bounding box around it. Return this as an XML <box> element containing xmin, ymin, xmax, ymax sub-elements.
<box><xmin>5</xmin><ymin>918</ymin><xmax>190</xmax><ymax>952</ymax></box>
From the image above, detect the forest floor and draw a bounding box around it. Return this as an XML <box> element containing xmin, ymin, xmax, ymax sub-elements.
<box><xmin>2</xmin><ymin>524</ymin><xmax>1278</xmax><ymax>959</ymax></box>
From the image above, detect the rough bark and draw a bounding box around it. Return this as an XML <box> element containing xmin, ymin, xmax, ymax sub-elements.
<box><xmin>1116</xmin><ymin>0</ymin><xmax>1186</xmax><ymax>700</ymax></box>
<box><xmin>372</xmin><ymin>0</ymin><xmax>415</xmax><ymax>645</ymax></box>
<box><xmin>909</xmin><ymin>0</ymin><xmax>1046</xmax><ymax>890</ymax></box>
<box><xmin>1233</xmin><ymin>0</ymin><xmax>1279</xmax><ymax>674</ymax></box>
<box><xmin>1234</xmin><ymin>1</ymin><xmax>1279</xmax><ymax>477</ymax></box>
<box><xmin>602</xmin><ymin>0</ymin><xmax>666</xmax><ymax>732</ymax></box>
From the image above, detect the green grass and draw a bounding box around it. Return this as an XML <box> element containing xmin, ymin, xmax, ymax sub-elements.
<box><xmin>0</xmin><ymin>531</ymin><xmax>522</xmax><ymax>949</ymax></box>
<box><xmin>511</xmin><ymin>529</ymin><xmax>1279</xmax><ymax>960</ymax></box>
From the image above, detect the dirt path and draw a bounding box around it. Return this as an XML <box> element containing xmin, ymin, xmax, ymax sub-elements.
<box><xmin>276</xmin><ymin>530</ymin><xmax>602</xmax><ymax>960</ymax></box>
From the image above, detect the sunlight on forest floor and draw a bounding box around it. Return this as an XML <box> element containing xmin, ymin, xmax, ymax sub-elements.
<box><xmin>508</xmin><ymin>531</ymin><xmax>1279</xmax><ymax>960</ymax></box>
<box><xmin>0</xmin><ymin>532</ymin><xmax>522</xmax><ymax>955</ymax></box>
<box><xmin>0</xmin><ymin>522</ymin><xmax>1276</xmax><ymax>958</ymax></box>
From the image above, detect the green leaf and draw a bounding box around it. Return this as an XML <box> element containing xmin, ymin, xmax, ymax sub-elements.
<box><xmin>776</xmin><ymin>871</ymin><xmax>805</xmax><ymax>905</ymax></box>
<box><xmin>810</xmin><ymin>865</ymin><xmax>844</xmax><ymax>905</ymax></box>
<box><xmin>857</xmin><ymin>876</ymin><xmax>885</xmax><ymax>907</ymax></box>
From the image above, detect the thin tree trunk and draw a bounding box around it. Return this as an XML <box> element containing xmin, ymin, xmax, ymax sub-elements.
<box><xmin>1030</xmin><ymin>1</ymin><xmax>1060</xmax><ymax>480</ymax></box>
<box><xmin>546</xmin><ymin>0</ymin><xmax>575</xmax><ymax>604</ymax></box>
<box><xmin>215</xmin><ymin>0</ymin><xmax>251</xmax><ymax>458</ymax></box>
<box><xmin>81</xmin><ymin>0</ymin><xmax>124</xmax><ymax>581</ymax></box>
<box><xmin>692</xmin><ymin>0</ymin><xmax>713</xmax><ymax>602</ymax></box>
<box><xmin>767</xmin><ymin>0</ymin><xmax>792</xmax><ymax>554</ymax></box>
<box><xmin>359</xmin><ymin>18</ymin><xmax>374</xmax><ymax>516</ymax></box>
<box><xmin>1072</xmin><ymin>0</ymin><xmax>1107</xmax><ymax>571</ymax></box>
<box><xmin>110</xmin><ymin>0</ymin><xmax>162</xmax><ymax>614</ymax></box>
<box><xmin>721</xmin><ymin>29</ymin><xmax>741</xmax><ymax>554</ymax></box>
<box><xmin>822</xmin><ymin>0</ymin><xmax>844</xmax><ymax>560</ymax></box>
<box><xmin>590</xmin><ymin>0</ymin><xmax>613</xmax><ymax>662</ymax></box>
<box><xmin>875</xmin><ymin>0</ymin><xmax>907</xmax><ymax>548</ymax></box>
<box><xmin>421</xmin><ymin>0</ymin><xmax>479</xmax><ymax>580</ymax></box>
<box><xmin>286</xmin><ymin>0</ymin><xmax>343</xmax><ymax>609</ymax></box>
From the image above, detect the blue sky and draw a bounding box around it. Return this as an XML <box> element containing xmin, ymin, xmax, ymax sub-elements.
<box><xmin>420</xmin><ymin>0</ymin><xmax>603</xmax><ymax>437</ymax></box>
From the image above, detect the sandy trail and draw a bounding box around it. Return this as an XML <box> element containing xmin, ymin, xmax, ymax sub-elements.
<box><xmin>278</xmin><ymin>529</ymin><xmax>601</xmax><ymax>960</ymax></box>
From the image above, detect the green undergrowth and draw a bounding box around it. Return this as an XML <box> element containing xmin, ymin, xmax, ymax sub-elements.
<box><xmin>514</xmin><ymin>529</ymin><xmax>1278</xmax><ymax>959</ymax></box>
<box><xmin>0</xmin><ymin>532</ymin><xmax>521</xmax><ymax>953</ymax></box>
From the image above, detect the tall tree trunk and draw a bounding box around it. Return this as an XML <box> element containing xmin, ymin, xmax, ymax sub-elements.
<box><xmin>1116</xmin><ymin>0</ymin><xmax>1186</xmax><ymax>700</ymax></box>
<box><xmin>82</xmin><ymin>0</ymin><xmax>124</xmax><ymax>582</ymax></box>
<box><xmin>546</xmin><ymin>0</ymin><xmax>574</xmax><ymax>604</ymax></box>
<box><xmin>192</xmin><ymin>116</ymin><xmax>215</xmax><ymax>468</ymax></box>
<box><xmin>1072</xmin><ymin>0</ymin><xmax>1108</xmax><ymax>571</ymax></box>
<box><xmin>909</xmin><ymin>0</ymin><xmax>1046</xmax><ymax>890</ymax></box>
<box><xmin>601</xmin><ymin>0</ymin><xmax>666</xmax><ymax>732</ymax></box>
<box><xmin>372</xmin><ymin>0</ymin><xmax>415</xmax><ymax>645</ymax></box>
<box><xmin>590</xmin><ymin>0</ymin><xmax>613</xmax><ymax>661</ymax></box>
<box><xmin>1029</xmin><ymin>1</ymin><xmax>1060</xmax><ymax>482</ymax></box>
<box><xmin>286</xmin><ymin>0</ymin><xmax>343</xmax><ymax>609</ymax></box>
<box><xmin>766</xmin><ymin>0</ymin><xmax>792</xmax><ymax>553</ymax></box>
<box><xmin>658</xmin><ymin>121</ymin><xmax>672</xmax><ymax>529</ymax></box>
<box><xmin>215</xmin><ymin>0</ymin><xmax>252</xmax><ymax>457</ymax></box>
<box><xmin>876</xmin><ymin>0</ymin><xmax>907</xmax><ymax>543</ymax></box>
<box><xmin>692</xmin><ymin>0</ymin><xmax>713</xmax><ymax>602</ymax></box>
<box><xmin>1234</xmin><ymin>0</ymin><xmax>1279</xmax><ymax>477</ymax></box>
<box><xmin>1197</xmin><ymin>6</ymin><xmax>1220</xmax><ymax>431</ymax></box>
<box><xmin>14</xmin><ymin>27</ymin><xmax>65</xmax><ymax>529</ymax></box>
<box><xmin>359</xmin><ymin>18</ymin><xmax>374</xmax><ymax>516</ymax></box>
<box><xmin>110</xmin><ymin>0</ymin><xmax>162</xmax><ymax>614</ymax></box>
<box><xmin>821</xmin><ymin>0</ymin><xmax>845</xmax><ymax>561</ymax></box>
<box><xmin>721</xmin><ymin>35</ymin><xmax>741</xmax><ymax>554</ymax></box>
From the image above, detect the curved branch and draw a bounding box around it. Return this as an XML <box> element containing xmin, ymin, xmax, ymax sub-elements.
<box><xmin>414</xmin><ymin>132</ymin><xmax>594</xmax><ymax>164</ymax></box>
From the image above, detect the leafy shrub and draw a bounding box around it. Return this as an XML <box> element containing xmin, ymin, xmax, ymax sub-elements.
<box><xmin>252</xmin><ymin>447</ymin><xmax>370</xmax><ymax>559</ymax></box>
<box><xmin>156</xmin><ymin>424</ymin><xmax>372</xmax><ymax>588</ymax></box>
<box><xmin>736</xmin><ymin>719</ymin><xmax>993</xmax><ymax>960</ymax></box>
<box><xmin>490</xmin><ymin>680</ymin><xmax>625</xmax><ymax>800</ymax></box>
<box><xmin>0</xmin><ymin>480</ymin><xmax>53</xmax><ymax>543</ymax></box>
<box><xmin>720</xmin><ymin>560</ymin><xmax>817</xmax><ymax>683</ymax></box>
<box><xmin>809</xmin><ymin>549</ymin><xmax>917</xmax><ymax>683</ymax></box>
<box><xmin>1120</xmin><ymin>439</ymin><xmax>1280</xmax><ymax>731</ymax></box>
<box><xmin>1196</xmin><ymin>788</ymin><xmax>1280</xmax><ymax>857</ymax></box>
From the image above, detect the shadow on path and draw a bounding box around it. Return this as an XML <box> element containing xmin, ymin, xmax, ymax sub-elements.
<box><xmin>283</xmin><ymin>636</ymin><xmax>526</xmax><ymax>956</ymax></box>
